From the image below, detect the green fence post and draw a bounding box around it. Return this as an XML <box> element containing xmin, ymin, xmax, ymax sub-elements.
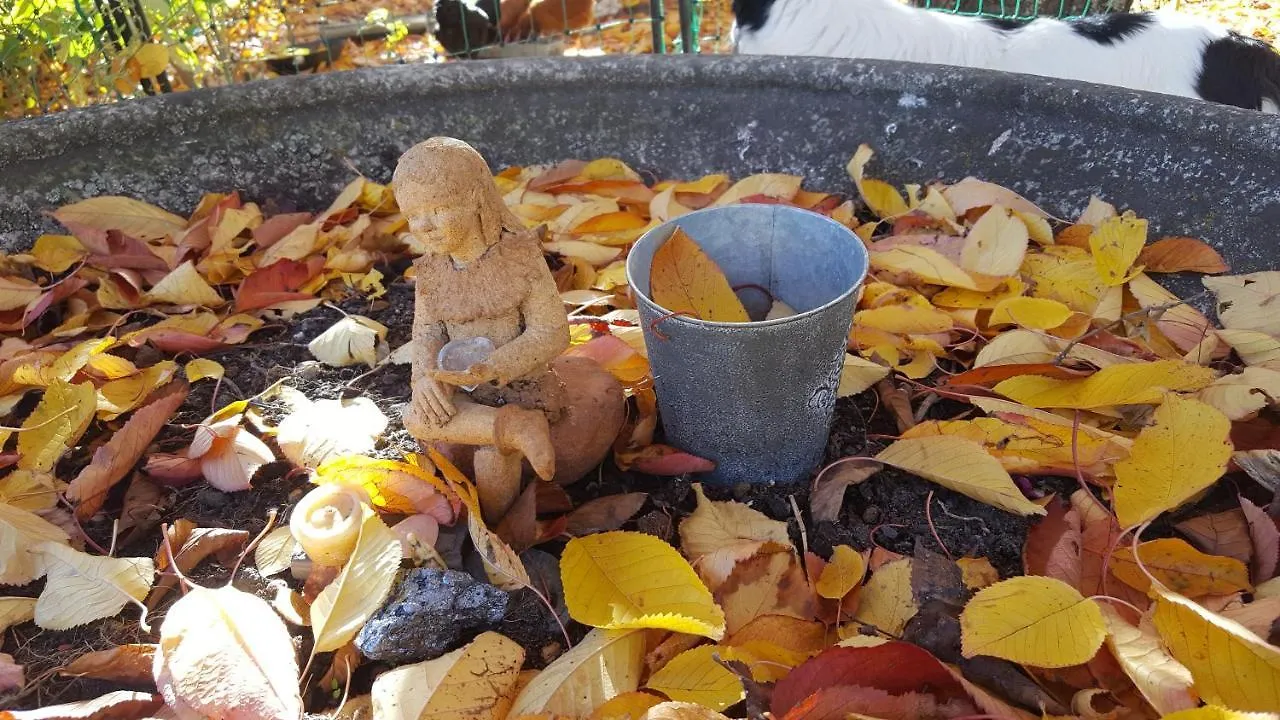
<box><xmin>677</xmin><ymin>0</ymin><xmax>695</xmax><ymax>52</ymax></box>
<box><xmin>651</xmin><ymin>0</ymin><xmax>666</xmax><ymax>53</ymax></box>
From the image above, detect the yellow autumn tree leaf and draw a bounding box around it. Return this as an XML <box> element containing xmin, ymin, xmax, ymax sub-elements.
<box><xmin>147</xmin><ymin>261</ymin><xmax>225</xmax><ymax>307</ymax></box>
<box><xmin>184</xmin><ymin>359</ymin><xmax>225</xmax><ymax>383</ymax></box>
<box><xmin>816</xmin><ymin>545</ymin><xmax>866</xmax><ymax>599</ymax></box>
<box><xmin>870</xmin><ymin>246</ymin><xmax>991</xmax><ymax>291</ymax></box>
<box><xmin>96</xmin><ymin>361</ymin><xmax>177</xmax><ymax>420</ymax></box>
<box><xmin>987</xmin><ymin>297</ymin><xmax>1074</xmax><ymax>331</ymax></box>
<box><xmin>957</xmin><ymin>557</ymin><xmax>1000</xmax><ymax>590</ymax></box>
<box><xmin>53</xmin><ymin>195</ymin><xmax>187</xmax><ymax>240</ymax></box>
<box><xmin>1098</xmin><ymin>604</ymin><xmax>1197</xmax><ymax>715</ymax></box>
<box><xmin>29</xmin><ymin>234</ymin><xmax>86</xmax><ymax>273</ymax></box>
<box><xmin>874</xmin><ymin>436</ymin><xmax>1046</xmax><ymax>516</ymax></box>
<box><xmin>855</xmin><ymin>296</ymin><xmax>954</xmax><ymax>335</ymax></box>
<box><xmin>1152</xmin><ymin>586</ymin><xmax>1280</xmax><ymax>712</ymax></box>
<box><xmin>1089</xmin><ymin>211</ymin><xmax>1148</xmax><ymax>286</ymax></box>
<box><xmin>1204</xmin><ymin>271</ymin><xmax>1280</xmax><ymax>336</ymax></box>
<box><xmin>0</xmin><ymin>503</ymin><xmax>70</xmax><ymax>585</ymax></box>
<box><xmin>17</xmin><ymin>379</ymin><xmax>96</xmax><ymax>473</ymax></box>
<box><xmin>960</xmin><ymin>576</ymin><xmax>1106</xmax><ymax>668</ymax></box>
<box><xmin>713</xmin><ymin>173</ymin><xmax>802</xmax><ymax>206</ymax></box>
<box><xmin>0</xmin><ymin>597</ymin><xmax>35</xmax><ymax>634</ymax></box>
<box><xmin>679</xmin><ymin>484</ymin><xmax>791</xmax><ymax>590</ymax></box>
<box><xmin>993</xmin><ymin>359</ymin><xmax>1217</xmax><ymax>410</ymax></box>
<box><xmin>33</xmin><ymin>542</ymin><xmax>155</xmax><ymax>630</ymax></box>
<box><xmin>309</xmin><ymin>504</ymin><xmax>401</xmax><ymax>653</ymax></box>
<box><xmin>645</xmin><ymin>645</ymin><xmax>747</xmax><ymax>711</ymax></box>
<box><xmin>371</xmin><ymin>631</ymin><xmax>525</xmax><ymax>720</ymax></box>
<box><xmin>308</xmin><ymin>315</ymin><xmax>388</xmax><ymax>369</ymax></box>
<box><xmin>589</xmin><ymin>691</ymin><xmax>665</xmax><ymax>720</ymax></box>
<box><xmin>839</xmin><ymin>354</ymin><xmax>890</xmax><ymax>397</ymax></box>
<box><xmin>1113</xmin><ymin>394</ymin><xmax>1233</xmax><ymax>528</ymax></box>
<box><xmin>1161</xmin><ymin>707</ymin><xmax>1280</xmax><ymax>720</ymax></box>
<box><xmin>509</xmin><ymin>628</ymin><xmax>646</xmax><ymax>717</ymax></box>
<box><xmin>847</xmin><ymin>145</ymin><xmax>909</xmax><ymax>218</ymax></box>
<box><xmin>849</xmin><ymin>557</ymin><xmax>917</xmax><ymax>637</ymax></box>
<box><xmin>1111</xmin><ymin>537</ymin><xmax>1251</xmax><ymax>598</ymax></box>
<box><xmin>649</xmin><ymin>228</ymin><xmax>749</xmax><ymax>323</ymax></box>
<box><xmin>961</xmin><ymin>205</ymin><xmax>1029</xmax><ymax>278</ymax></box>
<box><xmin>315</xmin><ymin>454</ymin><xmax>456</xmax><ymax>518</ymax></box>
<box><xmin>1021</xmin><ymin>245</ymin><xmax>1117</xmax><ymax>317</ymax></box>
<box><xmin>900</xmin><ymin>416</ymin><xmax>1130</xmax><ymax>480</ymax></box>
<box><xmin>563</xmin><ymin>530</ymin><xmax>726</xmax><ymax>639</ymax></box>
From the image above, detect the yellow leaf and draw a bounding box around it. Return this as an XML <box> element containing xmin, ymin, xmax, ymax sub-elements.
<box><xmin>874</xmin><ymin>436</ymin><xmax>1046</xmax><ymax>516</ymax></box>
<box><xmin>679</xmin><ymin>484</ymin><xmax>791</xmax><ymax>590</ymax></box>
<box><xmin>314</xmin><ymin>455</ymin><xmax>455</xmax><ymax>518</ymax></box>
<box><xmin>987</xmin><ymin>297</ymin><xmax>1073</xmax><ymax>331</ymax></box>
<box><xmin>32</xmin><ymin>542</ymin><xmax>154</xmax><ymax>630</ymax></box>
<box><xmin>147</xmin><ymin>261</ymin><xmax>224</xmax><ymax>307</ymax></box>
<box><xmin>29</xmin><ymin>234</ymin><xmax>86</xmax><ymax>273</ymax></box>
<box><xmin>53</xmin><ymin>196</ymin><xmax>186</xmax><ymax>241</ymax></box>
<box><xmin>253</xmin><ymin>526</ymin><xmax>297</xmax><ymax>577</ymax></box>
<box><xmin>0</xmin><ymin>469</ymin><xmax>62</xmax><ymax>512</ymax></box>
<box><xmin>956</xmin><ymin>557</ymin><xmax>999</xmax><ymax>590</ymax></box>
<box><xmin>96</xmin><ymin>360</ymin><xmax>177</xmax><ymax>420</ymax></box>
<box><xmin>371</xmin><ymin>631</ymin><xmax>525</xmax><ymax>720</ymax></box>
<box><xmin>0</xmin><ymin>597</ymin><xmax>36</xmax><ymax>634</ymax></box>
<box><xmin>563</xmin><ymin>530</ymin><xmax>726</xmax><ymax>639</ymax></box>
<box><xmin>942</xmin><ymin>177</ymin><xmax>1050</xmax><ymax>219</ymax></box>
<box><xmin>847</xmin><ymin>145</ymin><xmax>908</xmax><ymax>218</ymax></box>
<box><xmin>1152</xmin><ymin>585</ymin><xmax>1280</xmax><ymax>712</ymax></box>
<box><xmin>1129</xmin><ymin>273</ymin><xmax>1218</xmax><ymax>356</ymax></box>
<box><xmin>1089</xmin><ymin>211</ymin><xmax>1147</xmax><ymax>286</ymax></box>
<box><xmin>993</xmin><ymin>359</ymin><xmax>1217</xmax><ymax>410</ymax></box>
<box><xmin>838</xmin><ymin>354</ymin><xmax>889</xmax><ymax>397</ymax></box>
<box><xmin>640</xmin><ymin>702</ymin><xmax>734</xmax><ymax>720</ymax></box>
<box><xmin>583</xmin><ymin>158</ymin><xmax>640</xmax><ymax>181</ymax></box>
<box><xmin>1113</xmin><ymin>394</ymin><xmax>1232</xmax><ymax>528</ymax></box>
<box><xmin>674</xmin><ymin>174</ymin><xmax>729</xmax><ymax>195</ymax></box>
<box><xmin>308</xmin><ymin>315</ymin><xmax>388</xmax><ymax>369</ymax></box>
<box><xmin>1021</xmin><ymin>246</ymin><xmax>1115</xmax><ymax>316</ymax></box>
<box><xmin>713</xmin><ymin>173</ymin><xmax>802</xmax><ymax>206</ymax></box>
<box><xmin>649</xmin><ymin>228</ymin><xmax>749</xmax><ymax>323</ymax></box>
<box><xmin>17</xmin><ymin>380</ymin><xmax>95</xmax><ymax>473</ymax></box>
<box><xmin>961</xmin><ymin>206</ymin><xmax>1029</xmax><ymax>277</ymax></box>
<box><xmin>184</xmin><ymin>359</ymin><xmax>225</xmax><ymax>383</ymax></box>
<box><xmin>1204</xmin><ymin>271</ymin><xmax>1280</xmax><ymax>336</ymax></box>
<box><xmin>509</xmin><ymin>628</ymin><xmax>646</xmax><ymax>717</ymax></box>
<box><xmin>1198</xmin><ymin>366</ymin><xmax>1280</xmax><ymax>421</ymax></box>
<box><xmin>133</xmin><ymin>43</ymin><xmax>169</xmax><ymax>77</ymax></box>
<box><xmin>85</xmin><ymin>354</ymin><xmax>138</xmax><ymax>381</ymax></box>
<box><xmin>715</xmin><ymin>545</ymin><xmax>814</xmax><ymax>635</ymax></box>
<box><xmin>900</xmin><ymin>416</ymin><xmax>1130</xmax><ymax>479</ymax></box>
<box><xmin>588</xmin><ymin>691</ymin><xmax>665</xmax><ymax>720</ymax></box>
<box><xmin>870</xmin><ymin>246</ymin><xmax>991</xmax><ymax>291</ymax></box>
<box><xmin>1098</xmin><ymin>604</ymin><xmax>1197</xmax><ymax>715</ymax></box>
<box><xmin>1111</xmin><ymin>537</ymin><xmax>1251</xmax><ymax>597</ymax></box>
<box><xmin>960</xmin><ymin>576</ymin><xmax>1106</xmax><ymax>668</ymax></box>
<box><xmin>0</xmin><ymin>503</ymin><xmax>70</xmax><ymax>585</ymax></box>
<box><xmin>849</xmin><ymin>558</ymin><xmax>917</xmax><ymax>637</ymax></box>
<box><xmin>309</xmin><ymin>504</ymin><xmax>401</xmax><ymax>653</ymax></box>
<box><xmin>855</xmin><ymin>297</ymin><xmax>954</xmax><ymax>335</ymax></box>
<box><xmin>933</xmin><ymin>277</ymin><xmax>1026</xmax><ymax>310</ymax></box>
<box><xmin>1218</xmin><ymin>329</ymin><xmax>1280</xmax><ymax>368</ymax></box>
<box><xmin>645</xmin><ymin>645</ymin><xmax>746</xmax><ymax>711</ymax></box>
<box><xmin>432</xmin><ymin>450</ymin><xmax>530</xmax><ymax>590</ymax></box>
<box><xmin>0</xmin><ymin>276</ymin><xmax>42</xmax><ymax>312</ymax></box>
<box><xmin>816</xmin><ymin>545</ymin><xmax>866</xmax><ymax>599</ymax></box>
<box><xmin>1161</xmin><ymin>707</ymin><xmax>1279</xmax><ymax>720</ymax></box>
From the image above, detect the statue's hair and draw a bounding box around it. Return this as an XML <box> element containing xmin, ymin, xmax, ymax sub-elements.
<box><xmin>392</xmin><ymin>137</ymin><xmax>521</xmax><ymax>235</ymax></box>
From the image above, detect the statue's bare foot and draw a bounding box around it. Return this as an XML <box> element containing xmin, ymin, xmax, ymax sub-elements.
<box><xmin>495</xmin><ymin>405</ymin><xmax>555</xmax><ymax>481</ymax></box>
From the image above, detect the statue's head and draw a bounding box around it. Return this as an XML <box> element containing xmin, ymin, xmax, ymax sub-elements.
<box><xmin>393</xmin><ymin>137</ymin><xmax>512</xmax><ymax>257</ymax></box>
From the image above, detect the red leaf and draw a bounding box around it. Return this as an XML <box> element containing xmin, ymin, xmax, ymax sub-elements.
<box><xmin>528</xmin><ymin>160</ymin><xmax>588</xmax><ymax>191</ymax></box>
<box><xmin>1242</xmin><ymin>496</ymin><xmax>1280</xmax><ymax>582</ymax></box>
<box><xmin>61</xmin><ymin>645</ymin><xmax>156</xmax><ymax>686</ymax></box>
<box><xmin>618</xmin><ymin>444</ymin><xmax>715</xmax><ymax>475</ymax></box>
<box><xmin>143</xmin><ymin>453</ymin><xmax>204</xmax><ymax>486</ymax></box>
<box><xmin>1232</xmin><ymin>417</ymin><xmax>1280</xmax><ymax>453</ymax></box>
<box><xmin>943</xmin><ymin>363</ymin><xmax>1094</xmax><ymax>388</ymax></box>
<box><xmin>781</xmin><ymin>684</ymin><xmax>967</xmax><ymax>720</ymax></box>
<box><xmin>234</xmin><ymin>257</ymin><xmax>321</xmax><ymax>312</ymax></box>
<box><xmin>84</xmin><ymin>229</ymin><xmax>168</xmax><ymax>271</ymax></box>
<box><xmin>252</xmin><ymin>212</ymin><xmax>313</xmax><ymax>249</ymax></box>
<box><xmin>67</xmin><ymin>380</ymin><xmax>189</xmax><ymax>520</ymax></box>
<box><xmin>563</xmin><ymin>492</ymin><xmax>647</xmax><ymax>535</ymax></box>
<box><xmin>1023</xmin><ymin>496</ymin><xmax>1083</xmax><ymax>588</ymax></box>
<box><xmin>1137</xmin><ymin>236</ymin><xmax>1229</xmax><ymax>274</ymax></box>
<box><xmin>771</xmin><ymin>642</ymin><xmax>969</xmax><ymax>717</ymax></box>
<box><xmin>544</xmin><ymin>180</ymin><xmax>655</xmax><ymax>205</ymax></box>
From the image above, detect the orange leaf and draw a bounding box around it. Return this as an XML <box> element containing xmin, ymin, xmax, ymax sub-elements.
<box><xmin>1111</xmin><ymin>538</ymin><xmax>1252</xmax><ymax>598</ymax></box>
<box><xmin>649</xmin><ymin>228</ymin><xmax>750</xmax><ymax>322</ymax></box>
<box><xmin>943</xmin><ymin>363</ymin><xmax>1093</xmax><ymax>388</ymax></box>
<box><xmin>572</xmin><ymin>211</ymin><xmax>649</xmax><ymax>234</ymax></box>
<box><xmin>66</xmin><ymin>380</ymin><xmax>189</xmax><ymax>520</ymax></box>
<box><xmin>61</xmin><ymin>644</ymin><xmax>156</xmax><ymax>685</ymax></box>
<box><xmin>1138</xmin><ymin>237</ymin><xmax>1229</xmax><ymax>274</ymax></box>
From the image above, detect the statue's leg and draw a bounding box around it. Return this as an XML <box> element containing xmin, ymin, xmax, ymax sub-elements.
<box><xmin>493</xmin><ymin>404</ymin><xmax>555</xmax><ymax>481</ymax></box>
<box><xmin>472</xmin><ymin>445</ymin><xmax>523</xmax><ymax>524</ymax></box>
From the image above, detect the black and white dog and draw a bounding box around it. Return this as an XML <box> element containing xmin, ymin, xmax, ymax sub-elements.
<box><xmin>732</xmin><ymin>0</ymin><xmax>1280</xmax><ymax>112</ymax></box>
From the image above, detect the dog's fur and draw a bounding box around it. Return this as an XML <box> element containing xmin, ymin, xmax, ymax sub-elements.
<box><xmin>732</xmin><ymin>0</ymin><xmax>1280</xmax><ymax>112</ymax></box>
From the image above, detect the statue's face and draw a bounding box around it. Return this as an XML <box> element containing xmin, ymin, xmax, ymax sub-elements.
<box><xmin>399</xmin><ymin>189</ymin><xmax>485</xmax><ymax>256</ymax></box>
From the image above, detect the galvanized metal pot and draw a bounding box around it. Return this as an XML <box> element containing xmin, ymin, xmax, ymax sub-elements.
<box><xmin>626</xmin><ymin>204</ymin><xmax>870</xmax><ymax>486</ymax></box>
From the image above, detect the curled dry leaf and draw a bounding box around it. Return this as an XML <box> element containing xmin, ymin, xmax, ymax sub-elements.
<box><xmin>679</xmin><ymin>484</ymin><xmax>792</xmax><ymax>589</ymax></box>
<box><xmin>33</xmin><ymin>542</ymin><xmax>155</xmax><ymax>631</ymax></box>
<box><xmin>431</xmin><ymin>449</ymin><xmax>530</xmax><ymax>590</ymax></box>
<box><xmin>1</xmin><ymin>690</ymin><xmax>163</xmax><ymax>720</ymax></box>
<box><xmin>309</xmin><ymin>502</ymin><xmax>402</xmax><ymax>653</ymax></box>
<box><xmin>155</xmin><ymin>585</ymin><xmax>302</xmax><ymax>720</ymax></box>
<box><xmin>61</xmin><ymin>644</ymin><xmax>156</xmax><ymax>686</ymax></box>
<box><xmin>810</xmin><ymin>458</ymin><xmax>882</xmax><ymax>524</ymax></box>
<box><xmin>67</xmin><ymin>380</ymin><xmax>188</xmax><ymax>520</ymax></box>
<box><xmin>290</xmin><ymin>484</ymin><xmax>369</xmax><ymax>567</ymax></box>
<box><xmin>1176</xmin><ymin>508</ymin><xmax>1255</xmax><ymax>567</ymax></box>
<box><xmin>509</xmin><ymin>628</ymin><xmax>646</xmax><ymax>717</ymax></box>
<box><xmin>563</xmin><ymin>530</ymin><xmax>726</xmax><ymax>639</ymax></box>
<box><xmin>313</xmin><ymin>454</ymin><xmax>457</xmax><ymax>522</ymax></box>
<box><xmin>1098</xmin><ymin>604</ymin><xmax>1197</xmax><ymax>715</ymax></box>
<box><xmin>187</xmin><ymin>415</ymin><xmax>275</xmax><ymax>493</ymax></box>
<box><xmin>308</xmin><ymin>314</ymin><xmax>389</xmax><ymax>368</ymax></box>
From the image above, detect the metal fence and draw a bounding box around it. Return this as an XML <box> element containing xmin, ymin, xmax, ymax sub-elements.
<box><xmin>2</xmin><ymin>0</ymin><xmax>1118</xmax><ymax>120</ymax></box>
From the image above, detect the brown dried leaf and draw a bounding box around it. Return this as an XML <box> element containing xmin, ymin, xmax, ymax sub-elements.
<box><xmin>679</xmin><ymin>484</ymin><xmax>792</xmax><ymax>591</ymax></box>
<box><xmin>564</xmin><ymin>493</ymin><xmax>648</xmax><ymax>536</ymax></box>
<box><xmin>61</xmin><ymin>644</ymin><xmax>156</xmax><ymax>686</ymax></box>
<box><xmin>810</xmin><ymin>459</ymin><xmax>882</xmax><ymax>525</ymax></box>
<box><xmin>1137</xmin><ymin>236</ymin><xmax>1229</xmax><ymax>274</ymax></box>
<box><xmin>0</xmin><ymin>690</ymin><xmax>161</xmax><ymax>720</ymax></box>
<box><xmin>1241</xmin><ymin>496</ymin><xmax>1280</xmax><ymax>582</ymax></box>
<box><xmin>716</xmin><ymin>544</ymin><xmax>816</xmax><ymax>635</ymax></box>
<box><xmin>1022</xmin><ymin>497</ymin><xmax>1082</xmax><ymax>588</ymax></box>
<box><xmin>67</xmin><ymin>380</ymin><xmax>189</xmax><ymax>520</ymax></box>
<box><xmin>1175</xmin><ymin>508</ymin><xmax>1254</xmax><ymax>567</ymax></box>
<box><xmin>495</xmin><ymin>482</ymin><xmax>539</xmax><ymax>553</ymax></box>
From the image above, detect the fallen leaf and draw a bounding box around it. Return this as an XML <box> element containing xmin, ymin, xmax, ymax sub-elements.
<box><xmin>0</xmin><ymin>652</ymin><xmax>22</xmax><ymax>694</ymax></box>
<box><xmin>147</xmin><ymin>260</ymin><xmax>224</xmax><ymax>307</ymax></box>
<box><xmin>370</xmin><ymin>631</ymin><xmax>524</xmax><ymax>720</ymax></box>
<box><xmin>17</xmin><ymin>379</ymin><xmax>96</xmax><ymax>473</ymax></box>
<box><xmin>188</xmin><ymin>416</ymin><xmax>275</xmax><ymax>492</ymax></box>
<box><xmin>61</xmin><ymin>644</ymin><xmax>156</xmax><ymax>686</ymax></box>
<box><xmin>1219</xmin><ymin>329</ymin><xmax>1280</xmax><ymax>368</ymax></box>
<box><xmin>714</xmin><ymin>173</ymin><xmax>803</xmax><ymax>207</ymax></box>
<box><xmin>0</xmin><ymin>277</ymin><xmax>42</xmax><ymax>313</ymax></box>
<box><xmin>645</xmin><ymin>644</ymin><xmax>746</xmax><ymax>711</ymax></box>
<box><xmin>33</xmin><ymin>542</ymin><xmax>154</xmax><ymax>630</ymax></box>
<box><xmin>816</xmin><ymin>546</ymin><xmax>866</xmax><ymax>599</ymax></box>
<box><xmin>1204</xmin><ymin>271</ymin><xmax>1280</xmax><ymax>336</ymax></box>
<box><xmin>308</xmin><ymin>314</ymin><xmax>389</xmax><ymax>368</ymax></box>
<box><xmin>276</xmin><ymin>395</ymin><xmax>388</xmax><ymax>469</ymax></box>
<box><xmin>874</xmin><ymin>436</ymin><xmax>1045</xmax><ymax>516</ymax></box>
<box><xmin>0</xmin><ymin>597</ymin><xmax>35</xmax><ymax>634</ymax></box>
<box><xmin>1175</xmin><ymin>508</ymin><xmax>1255</xmax><ymax>566</ymax></box>
<box><xmin>184</xmin><ymin>358</ymin><xmax>224</xmax><ymax>383</ymax></box>
<box><xmin>1110</xmin><ymin>537</ymin><xmax>1251</xmax><ymax>597</ymax></box>
<box><xmin>431</xmin><ymin>449</ymin><xmax>530</xmax><ymax>590</ymax></box>
<box><xmin>956</xmin><ymin>557</ymin><xmax>1000</xmax><ymax>590</ymax></box>
<box><xmin>1098</xmin><ymin>604</ymin><xmax>1197</xmax><ymax>715</ymax></box>
<box><xmin>1198</xmin><ymin>366</ymin><xmax>1280</xmax><ymax>421</ymax></box>
<box><xmin>960</xmin><ymin>575</ymin><xmax>1106</xmax><ymax>668</ymax></box>
<box><xmin>54</xmin><ymin>196</ymin><xmax>186</xmax><ymax>241</ymax></box>
<box><xmin>1112</xmin><ymin>394</ymin><xmax>1233</xmax><ymax>528</ymax></box>
<box><xmin>509</xmin><ymin>628</ymin><xmax>646</xmax><ymax>717</ymax></box>
<box><xmin>1072</xmin><ymin>490</ymin><xmax>1150</xmax><ymax>610</ymax></box>
<box><xmin>588</xmin><ymin>691</ymin><xmax>665</xmax><ymax>720</ymax></box>
<box><xmin>778</xmin><ymin>684</ymin><xmax>966</xmax><ymax>720</ymax></box>
<box><xmin>1089</xmin><ymin>211</ymin><xmax>1147</xmax><ymax>286</ymax></box>
<box><xmin>1</xmin><ymin>690</ymin><xmax>162</xmax><ymax>720</ymax></box>
<box><xmin>1138</xmin><ymin>236</ymin><xmax>1228</xmax><ymax>274</ymax></box>
<box><xmin>810</xmin><ymin>458</ymin><xmax>882</xmax><ymax>524</ymax></box>
<box><xmin>314</xmin><ymin>454</ymin><xmax>457</xmax><ymax>521</ymax></box>
<box><xmin>838</xmin><ymin>354</ymin><xmax>890</xmax><ymax>397</ymax></box>
<box><xmin>1023</xmin><ymin>499</ymin><xmax>1083</xmax><ymax>588</ymax></box>
<box><xmin>993</xmin><ymin>359</ymin><xmax>1216</xmax><ymax>410</ymax></box>
<box><xmin>235</xmin><ymin>258</ymin><xmax>319</xmax><ymax>312</ymax></box>
<box><xmin>28</xmin><ymin>234</ymin><xmax>87</xmax><ymax>273</ymax></box>
<box><xmin>0</xmin><ymin>504</ymin><xmax>70</xmax><ymax>585</ymax></box>
<box><xmin>847</xmin><ymin>146</ymin><xmax>908</xmax><ymax>218</ymax></box>
<box><xmin>679</xmin><ymin>484</ymin><xmax>791</xmax><ymax>589</ymax></box>
<box><xmin>900</xmin><ymin>415</ymin><xmax>1129</xmax><ymax>480</ymax></box>
<box><xmin>155</xmin><ymin>585</ymin><xmax>302</xmax><ymax>720</ymax></box>
<box><xmin>850</xmin><ymin>558</ymin><xmax>917</xmax><ymax>637</ymax></box>
<box><xmin>562</xmin><ymin>530</ymin><xmax>726</xmax><ymax>639</ymax></box>
<box><xmin>1241</xmin><ymin>497</ymin><xmax>1280</xmax><ymax>582</ymax></box>
<box><xmin>716</xmin><ymin>544</ymin><xmax>815</xmax><ymax>635</ymax></box>
<box><xmin>564</xmin><ymin>493</ymin><xmax>648</xmax><ymax>536</ymax></box>
<box><xmin>962</xmin><ymin>205</ymin><xmax>1029</xmax><ymax>277</ymax></box>
<box><xmin>96</xmin><ymin>361</ymin><xmax>178</xmax><ymax>420</ymax></box>
<box><xmin>618</xmin><ymin>444</ymin><xmax>717</xmax><ymax>475</ymax></box>
<box><xmin>67</xmin><ymin>380</ymin><xmax>188</xmax><ymax>520</ymax></box>
<box><xmin>1162</xmin><ymin>707</ymin><xmax>1280</xmax><ymax>720</ymax></box>
<box><xmin>1151</xmin><ymin>585</ymin><xmax>1280</xmax><ymax>712</ymax></box>
<box><xmin>649</xmin><ymin>227</ymin><xmax>749</xmax><ymax>322</ymax></box>
<box><xmin>942</xmin><ymin>177</ymin><xmax>1050</xmax><ymax>219</ymax></box>
<box><xmin>309</xmin><ymin>503</ymin><xmax>402</xmax><ymax>653</ymax></box>
<box><xmin>1218</xmin><ymin>595</ymin><xmax>1280</xmax><ymax>639</ymax></box>
<box><xmin>640</xmin><ymin>701</ymin><xmax>733</xmax><ymax>720</ymax></box>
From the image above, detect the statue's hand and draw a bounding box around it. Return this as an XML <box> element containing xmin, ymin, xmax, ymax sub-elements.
<box><xmin>429</xmin><ymin>362</ymin><xmax>498</xmax><ymax>387</ymax></box>
<box><xmin>411</xmin><ymin>377</ymin><xmax>457</xmax><ymax>428</ymax></box>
